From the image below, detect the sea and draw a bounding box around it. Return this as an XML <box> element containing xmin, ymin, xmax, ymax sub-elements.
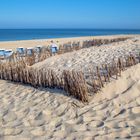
<box><xmin>0</xmin><ymin>29</ymin><xmax>140</xmax><ymax>42</ymax></box>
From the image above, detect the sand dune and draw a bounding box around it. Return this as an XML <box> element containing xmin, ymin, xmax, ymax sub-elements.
<box><xmin>0</xmin><ymin>35</ymin><xmax>140</xmax><ymax>139</ymax></box>
<box><xmin>0</xmin><ymin>64</ymin><xmax>140</xmax><ymax>139</ymax></box>
<box><xmin>33</xmin><ymin>35</ymin><xmax>140</xmax><ymax>74</ymax></box>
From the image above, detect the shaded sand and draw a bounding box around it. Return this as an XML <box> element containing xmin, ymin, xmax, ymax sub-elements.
<box><xmin>0</xmin><ymin>64</ymin><xmax>140</xmax><ymax>140</ymax></box>
<box><xmin>0</xmin><ymin>35</ymin><xmax>135</xmax><ymax>51</ymax></box>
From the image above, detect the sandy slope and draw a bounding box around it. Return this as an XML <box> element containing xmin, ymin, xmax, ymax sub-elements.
<box><xmin>33</xmin><ymin>35</ymin><xmax>140</xmax><ymax>74</ymax></box>
<box><xmin>0</xmin><ymin>64</ymin><xmax>140</xmax><ymax>140</ymax></box>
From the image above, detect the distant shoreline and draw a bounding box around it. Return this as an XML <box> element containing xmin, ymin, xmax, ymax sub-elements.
<box><xmin>0</xmin><ymin>34</ymin><xmax>137</xmax><ymax>43</ymax></box>
<box><xmin>0</xmin><ymin>34</ymin><xmax>137</xmax><ymax>51</ymax></box>
<box><xmin>0</xmin><ymin>29</ymin><xmax>140</xmax><ymax>42</ymax></box>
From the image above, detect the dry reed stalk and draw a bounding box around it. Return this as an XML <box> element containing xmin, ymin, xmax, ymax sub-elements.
<box><xmin>78</xmin><ymin>72</ymin><xmax>89</xmax><ymax>102</ymax></box>
<box><xmin>63</xmin><ymin>70</ymin><xmax>88</xmax><ymax>102</ymax></box>
<box><xmin>96</xmin><ymin>66</ymin><xmax>104</xmax><ymax>88</ymax></box>
<box><xmin>110</xmin><ymin>59</ymin><xmax>118</xmax><ymax>79</ymax></box>
<box><xmin>92</xmin><ymin>78</ymin><xmax>98</xmax><ymax>93</ymax></box>
<box><xmin>101</xmin><ymin>64</ymin><xmax>108</xmax><ymax>82</ymax></box>
<box><xmin>130</xmin><ymin>55</ymin><xmax>136</xmax><ymax>65</ymax></box>
<box><xmin>114</xmin><ymin>63</ymin><xmax>119</xmax><ymax>80</ymax></box>
<box><xmin>105</xmin><ymin>64</ymin><xmax>110</xmax><ymax>82</ymax></box>
<box><xmin>89</xmin><ymin>67</ymin><xmax>98</xmax><ymax>93</ymax></box>
<box><xmin>117</xmin><ymin>58</ymin><xmax>122</xmax><ymax>76</ymax></box>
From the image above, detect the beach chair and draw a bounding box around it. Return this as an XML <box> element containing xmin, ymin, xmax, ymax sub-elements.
<box><xmin>34</xmin><ymin>45</ymin><xmax>42</xmax><ymax>53</ymax></box>
<box><xmin>4</xmin><ymin>50</ymin><xmax>13</xmax><ymax>58</ymax></box>
<box><xmin>3</xmin><ymin>50</ymin><xmax>14</xmax><ymax>62</ymax></box>
<box><xmin>27</xmin><ymin>48</ymin><xmax>34</xmax><ymax>56</ymax></box>
<box><xmin>50</xmin><ymin>44</ymin><xmax>59</xmax><ymax>55</ymax></box>
<box><xmin>16</xmin><ymin>47</ymin><xmax>26</xmax><ymax>56</ymax></box>
<box><xmin>0</xmin><ymin>49</ymin><xmax>5</xmax><ymax>59</ymax></box>
<box><xmin>51</xmin><ymin>46</ymin><xmax>58</xmax><ymax>54</ymax></box>
<box><xmin>73</xmin><ymin>41</ymin><xmax>80</xmax><ymax>50</ymax></box>
<box><xmin>62</xmin><ymin>43</ymin><xmax>68</xmax><ymax>52</ymax></box>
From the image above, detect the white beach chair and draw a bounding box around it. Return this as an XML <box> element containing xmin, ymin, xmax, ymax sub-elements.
<box><xmin>16</xmin><ymin>47</ymin><xmax>26</xmax><ymax>56</ymax></box>
<box><xmin>27</xmin><ymin>48</ymin><xmax>34</xmax><ymax>56</ymax></box>
<box><xmin>34</xmin><ymin>45</ymin><xmax>42</xmax><ymax>53</ymax></box>
<box><xmin>72</xmin><ymin>41</ymin><xmax>80</xmax><ymax>50</ymax></box>
<box><xmin>4</xmin><ymin>50</ymin><xmax>14</xmax><ymax>59</ymax></box>
<box><xmin>0</xmin><ymin>49</ymin><xmax>5</xmax><ymax>59</ymax></box>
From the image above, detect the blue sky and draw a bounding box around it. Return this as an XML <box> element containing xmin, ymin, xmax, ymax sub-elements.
<box><xmin>0</xmin><ymin>0</ymin><xmax>140</xmax><ymax>29</ymax></box>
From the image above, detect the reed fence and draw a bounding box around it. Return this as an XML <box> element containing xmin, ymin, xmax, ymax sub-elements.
<box><xmin>1</xmin><ymin>37</ymin><xmax>130</xmax><ymax>66</ymax></box>
<box><xmin>58</xmin><ymin>37</ymin><xmax>129</xmax><ymax>54</ymax></box>
<box><xmin>0</xmin><ymin>51</ymin><xmax>140</xmax><ymax>102</ymax></box>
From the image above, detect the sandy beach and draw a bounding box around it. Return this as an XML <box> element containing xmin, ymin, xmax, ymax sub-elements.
<box><xmin>0</xmin><ymin>35</ymin><xmax>140</xmax><ymax>139</ymax></box>
<box><xmin>0</xmin><ymin>35</ymin><xmax>135</xmax><ymax>51</ymax></box>
<box><xmin>0</xmin><ymin>64</ymin><xmax>140</xmax><ymax>140</ymax></box>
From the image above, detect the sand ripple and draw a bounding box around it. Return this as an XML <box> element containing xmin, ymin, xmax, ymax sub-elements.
<box><xmin>0</xmin><ymin>63</ymin><xmax>140</xmax><ymax>139</ymax></box>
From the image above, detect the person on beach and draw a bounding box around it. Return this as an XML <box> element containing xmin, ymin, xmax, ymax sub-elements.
<box><xmin>50</xmin><ymin>41</ymin><xmax>59</xmax><ymax>55</ymax></box>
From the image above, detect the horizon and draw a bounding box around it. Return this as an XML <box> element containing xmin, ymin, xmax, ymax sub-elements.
<box><xmin>0</xmin><ymin>0</ymin><xmax>140</xmax><ymax>29</ymax></box>
<box><xmin>1</xmin><ymin>28</ymin><xmax>140</xmax><ymax>30</ymax></box>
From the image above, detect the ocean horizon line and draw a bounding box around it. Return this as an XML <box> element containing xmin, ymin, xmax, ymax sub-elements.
<box><xmin>0</xmin><ymin>29</ymin><xmax>140</xmax><ymax>42</ymax></box>
<box><xmin>0</xmin><ymin>28</ymin><xmax>140</xmax><ymax>30</ymax></box>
